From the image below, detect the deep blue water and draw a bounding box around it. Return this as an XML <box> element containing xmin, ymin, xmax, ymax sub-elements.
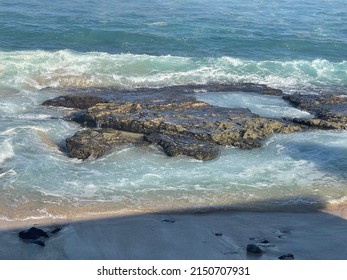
<box><xmin>0</xmin><ymin>0</ymin><xmax>347</xmax><ymax>220</ymax></box>
<box><xmin>1</xmin><ymin>0</ymin><xmax>347</xmax><ymax>60</ymax></box>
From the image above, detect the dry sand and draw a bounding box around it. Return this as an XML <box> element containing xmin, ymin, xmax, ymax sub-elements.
<box><xmin>1</xmin><ymin>206</ymin><xmax>347</xmax><ymax>260</ymax></box>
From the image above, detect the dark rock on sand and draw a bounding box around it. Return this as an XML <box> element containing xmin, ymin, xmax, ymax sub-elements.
<box><xmin>246</xmin><ymin>244</ymin><xmax>263</xmax><ymax>254</ymax></box>
<box><xmin>283</xmin><ymin>94</ymin><xmax>347</xmax><ymax>130</ymax></box>
<box><xmin>19</xmin><ymin>227</ymin><xmax>49</xmax><ymax>240</ymax></box>
<box><xmin>162</xmin><ymin>218</ymin><xmax>176</xmax><ymax>223</ymax></box>
<box><xmin>66</xmin><ymin>128</ymin><xmax>144</xmax><ymax>160</ymax></box>
<box><xmin>279</xmin><ymin>253</ymin><xmax>295</xmax><ymax>260</ymax></box>
<box><xmin>43</xmin><ymin>95</ymin><xmax>106</xmax><ymax>109</ymax></box>
<box><xmin>18</xmin><ymin>226</ymin><xmax>63</xmax><ymax>247</ymax></box>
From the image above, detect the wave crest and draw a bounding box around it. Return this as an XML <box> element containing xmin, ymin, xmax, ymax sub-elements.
<box><xmin>0</xmin><ymin>50</ymin><xmax>346</xmax><ymax>92</ymax></box>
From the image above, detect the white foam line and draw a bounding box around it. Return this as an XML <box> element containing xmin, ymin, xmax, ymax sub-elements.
<box><xmin>1</xmin><ymin>50</ymin><xmax>346</xmax><ymax>91</ymax></box>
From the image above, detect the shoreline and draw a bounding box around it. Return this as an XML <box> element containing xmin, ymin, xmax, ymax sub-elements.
<box><xmin>1</xmin><ymin>200</ymin><xmax>347</xmax><ymax>230</ymax></box>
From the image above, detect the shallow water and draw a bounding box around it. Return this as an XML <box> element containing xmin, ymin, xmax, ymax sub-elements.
<box><xmin>195</xmin><ymin>91</ymin><xmax>313</xmax><ymax>119</ymax></box>
<box><xmin>1</xmin><ymin>97</ymin><xmax>346</xmax><ymax>220</ymax></box>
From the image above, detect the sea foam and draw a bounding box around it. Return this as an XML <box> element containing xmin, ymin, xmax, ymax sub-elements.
<box><xmin>0</xmin><ymin>140</ymin><xmax>14</xmax><ymax>165</ymax></box>
<box><xmin>0</xmin><ymin>50</ymin><xmax>346</xmax><ymax>93</ymax></box>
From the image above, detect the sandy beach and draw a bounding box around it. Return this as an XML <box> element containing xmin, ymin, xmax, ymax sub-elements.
<box><xmin>1</xmin><ymin>205</ymin><xmax>347</xmax><ymax>260</ymax></box>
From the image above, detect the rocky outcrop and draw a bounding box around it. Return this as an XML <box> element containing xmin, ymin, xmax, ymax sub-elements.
<box><xmin>67</xmin><ymin>100</ymin><xmax>300</xmax><ymax>161</ymax></box>
<box><xmin>42</xmin><ymin>83</ymin><xmax>346</xmax><ymax>161</ymax></box>
<box><xmin>283</xmin><ymin>94</ymin><xmax>347</xmax><ymax>130</ymax></box>
<box><xmin>74</xmin><ymin>102</ymin><xmax>299</xmax><ymax>145</ymax></box>
<box><xmin>66</xmin><ymin>129</ymin><xmax>144</xmax><ymax>160</ymax></box>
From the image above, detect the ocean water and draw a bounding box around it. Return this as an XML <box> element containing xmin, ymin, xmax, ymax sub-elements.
<box><xmin>0</xmin><ymin>0</ymin><xmax>347</xmax><ymax>220</ymax></box>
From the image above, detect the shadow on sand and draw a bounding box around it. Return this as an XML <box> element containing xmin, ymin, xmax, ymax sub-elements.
<box><xmin>0</xmin><ymin>196</ymin><xmax>347</xmax><ymax>260</ymax></box>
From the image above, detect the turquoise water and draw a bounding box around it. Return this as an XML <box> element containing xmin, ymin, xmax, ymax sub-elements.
<box><xmin>0</xmin><ymin>0</ymin><xmax>347</xmax><ymax>220</ymax></box>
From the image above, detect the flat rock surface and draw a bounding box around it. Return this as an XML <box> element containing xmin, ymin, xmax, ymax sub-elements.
<box><xmin>67</xmin><ymin>100</ymin><xmax>300</xmax><ymax>160</ymax></box>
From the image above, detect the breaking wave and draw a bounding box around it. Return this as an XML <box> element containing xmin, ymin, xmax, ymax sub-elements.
<box><xmin>0</xmin><ymin>50</ymin><xmax>346</xmax><ymax>93</ymax></box>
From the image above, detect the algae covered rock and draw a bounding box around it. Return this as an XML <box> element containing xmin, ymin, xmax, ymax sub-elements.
<box><xmin>66</xmin><ymin>129</ymin><xmax>144</xmax><ymax>160</ymax></box>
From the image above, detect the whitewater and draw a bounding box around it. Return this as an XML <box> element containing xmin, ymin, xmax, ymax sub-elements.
<box><xmin>0</xmin><ymin>0</ymin><xmax>346</xmax><ymax>221</ymax></box>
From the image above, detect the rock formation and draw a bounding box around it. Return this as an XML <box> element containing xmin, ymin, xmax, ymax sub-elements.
<box><xmin>42</xmin><ymin>83</ymin><xmax>346</xmax><ymax>161</ymax></box>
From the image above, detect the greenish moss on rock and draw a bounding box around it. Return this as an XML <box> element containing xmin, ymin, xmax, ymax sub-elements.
<box><xmin>66</xmin><ymin>129</ymin><xmax>144</xmax><ymax>160</ymax></box>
